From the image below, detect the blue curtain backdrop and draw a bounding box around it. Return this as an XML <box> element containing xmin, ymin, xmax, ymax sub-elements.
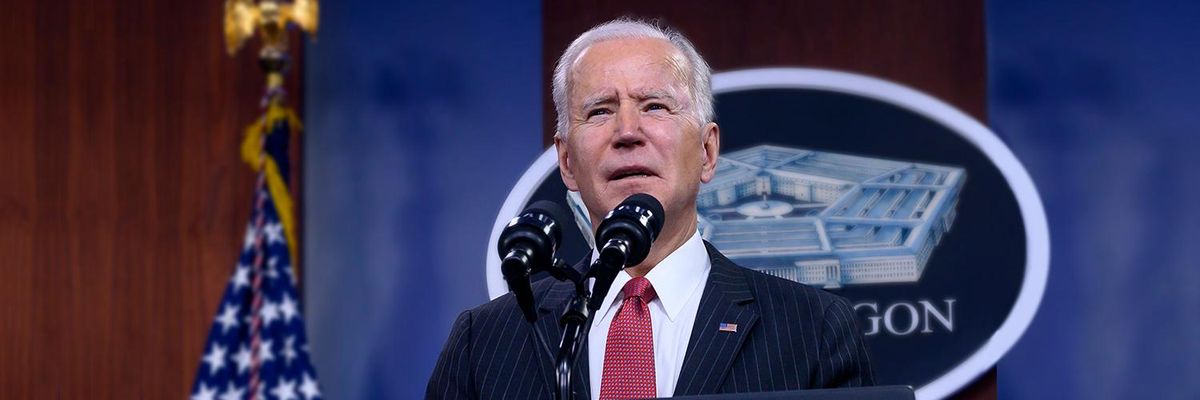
<box><xmin>304</xmin><ymin>1</ymin><xmax>1199</xmax><ymax>398</ymax></box>
<box><xmin>302</xmin><ymin>1</ymin><xmax>542</xmax><ymax>398</ymax></box>
<box><xmin>989</xmin><ymin>1</ymin><xmax>1200</xmax><ymax>399</ymax></box>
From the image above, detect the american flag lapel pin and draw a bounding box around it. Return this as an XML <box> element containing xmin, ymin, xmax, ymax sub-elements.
<box><xmin>718</xmin><ymin>322</ymin><xmax>738</xmax><ymax>333</ymax></box>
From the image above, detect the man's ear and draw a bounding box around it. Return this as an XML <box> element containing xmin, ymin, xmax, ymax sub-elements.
<box><xmin>555</xmin><ymin>134</ymin><xmax>580</xmax><ymax>191</ymax></box>
<box><xmin>699</xmin><ymin>122</ymin><xmax>720</xmax><ymax>183</ymax></box>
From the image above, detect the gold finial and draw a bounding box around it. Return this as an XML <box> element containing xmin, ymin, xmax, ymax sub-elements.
<box><xmin>223</xmin><ymin>0</ymin><xmax>319</xmax><ymax>57</ymax></box>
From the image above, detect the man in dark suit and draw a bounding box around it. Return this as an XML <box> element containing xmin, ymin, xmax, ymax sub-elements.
<box><xmin>428</xmin><ymin>18</ymin><xmax>874</xmax><ymax>399</ymax></box>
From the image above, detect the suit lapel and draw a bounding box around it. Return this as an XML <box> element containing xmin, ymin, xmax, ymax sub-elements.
<box><xmin>530</xmin><ymin>280</ymin><xmax>571</xmax><ymax>398</ymax></box>
<box><xmin>673</xmin><ymin>242</ymin><xmax>759</xmax><ymax>396</ymax></box>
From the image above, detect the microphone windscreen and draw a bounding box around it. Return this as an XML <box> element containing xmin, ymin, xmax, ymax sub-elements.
<box><xmin>620</xmin><ymin>193</ymin><xmax>665</xmax><ymax>236</ymax></box>
<box><xmin>527</xmin><ymin>200</ymin><xmax>569</xmax><ymax>237</ymax></box>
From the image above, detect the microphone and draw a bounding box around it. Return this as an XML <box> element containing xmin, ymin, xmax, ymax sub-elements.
<box><xmin>497</xmin><ymin>200</ymin><xmax>568</xmax><ymax>323</ymax></box>
<box><xmin>587</xmin><ymin>193</ymin><xmax>665</xmax><ymax>311</ymax></box>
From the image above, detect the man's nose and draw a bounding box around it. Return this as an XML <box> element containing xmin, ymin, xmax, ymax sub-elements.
<box><xmin>613</xmin><ymin>105</ymin><xmax>644</xmax><ymax>149</ymax></box>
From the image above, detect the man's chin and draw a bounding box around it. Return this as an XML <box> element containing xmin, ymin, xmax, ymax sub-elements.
<box><xmin>604</xmin><ymin>178</ymin><xmax>663</xmax><ymax>202</ymax></box>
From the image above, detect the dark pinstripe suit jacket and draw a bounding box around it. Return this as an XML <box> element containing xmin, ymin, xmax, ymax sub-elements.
<box><xmin>427</xmin><ymin>242</ymin><xmax>874</xmax><ymax>399</ymax></box>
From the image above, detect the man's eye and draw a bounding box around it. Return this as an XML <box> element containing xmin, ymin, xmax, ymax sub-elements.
<box><xmin>644</xmin><ymin>103</ymin><xmax>668</xmax><ymax>112</ymax></box>
<box><xmin>587</xmin><ymin>108</ymin><xmax>611</xmax><ymax>118</ymax></box>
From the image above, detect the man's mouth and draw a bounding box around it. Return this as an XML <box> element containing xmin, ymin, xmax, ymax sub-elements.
<box><xmin>609</xmin><ymin>166</ymin><xmax>656</xmax><ymax>181</ymax></box>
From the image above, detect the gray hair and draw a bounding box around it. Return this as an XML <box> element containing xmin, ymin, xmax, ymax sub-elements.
<box><xmin>552</xmin><ymin>18</ymin><xmax>714</xmax><ymax>138</ymax></box>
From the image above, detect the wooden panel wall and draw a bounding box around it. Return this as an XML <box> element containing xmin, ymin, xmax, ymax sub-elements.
<box><xmin>0</xmin><ymin>0</ymin><xmax>303</xmax><ymax>397</ymax></box>
<box><xmin>543</xmin><ymin>1</ymin><xmax>993</xmax><ymax>399</ymax></box>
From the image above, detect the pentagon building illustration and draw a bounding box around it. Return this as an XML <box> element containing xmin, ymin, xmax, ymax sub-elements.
<box><xmin>696</xmin><ymin>145</ymin><xmax>966</xmax><ymax>288</ymax></box>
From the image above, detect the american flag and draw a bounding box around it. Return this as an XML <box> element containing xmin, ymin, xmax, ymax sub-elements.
<box><xmin>190</xmin><ymin>115</ymin><xmax>321</xmax><ymax>400</ymax></box>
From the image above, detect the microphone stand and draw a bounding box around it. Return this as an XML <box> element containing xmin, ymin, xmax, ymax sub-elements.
<box><xmin>542</xmin><ymin>256</ymin><xmax>626</xmax><ymax>400</ymax></box>
<box><xmin>554</xmin><ymin>285</ymin><xmax>589</xmax><ymax>400</ymax></box>
<box><xmin>537</xmin><ymin>259</ymin><xmax>591</xmax><ymax>400</ymax></box>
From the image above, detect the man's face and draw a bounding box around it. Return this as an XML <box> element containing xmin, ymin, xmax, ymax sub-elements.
<box><xmin>555</xmin><ymin>37</ymin><xmax>719</xmax><ymax>227</ymax></box>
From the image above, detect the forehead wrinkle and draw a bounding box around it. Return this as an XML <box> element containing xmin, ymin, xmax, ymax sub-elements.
<box><xmin>569</xmin><ymin>38</ymin><xmax>694</xmax><ymax>112</ymax></box>
<box><xmin>580</xmin><ymin>91</ymin><xmax>617</xmax><ymax>111</ymax></box>
<box><xmin>630</xmin><ymin>88</ymin><xmax>679</xmax><ymax>102</ymax></box>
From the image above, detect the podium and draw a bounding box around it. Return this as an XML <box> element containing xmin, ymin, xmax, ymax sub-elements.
<box><xmin>657</xmin><ymin>386</ymin><xmax>915</xmax><ymax>400</ymax></box>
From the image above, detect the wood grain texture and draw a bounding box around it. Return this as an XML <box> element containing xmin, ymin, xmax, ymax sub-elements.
<box><xmin>0</xmin><ymin>0</ymin><xmax>303</xmax><ymax>397</ymax></box>
<box><xmin>542</xmin><ymin>2</ymin><xmax>993</xmax><ymax>399</ymax></box>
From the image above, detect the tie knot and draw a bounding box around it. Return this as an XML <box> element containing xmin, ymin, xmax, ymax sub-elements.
<box><xmin>621</xmin><ymin>277</ymin><xmax>657</xmax><ymax>302</ymax></box>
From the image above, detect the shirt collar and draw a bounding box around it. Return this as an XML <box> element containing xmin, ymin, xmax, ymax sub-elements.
<box><xmin>592</xmin><ymin>230</ymin><xmax>710</xmax><ymax>322</ymax></box>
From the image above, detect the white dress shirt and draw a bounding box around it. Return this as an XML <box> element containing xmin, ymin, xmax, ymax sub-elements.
<box><xmin>587</xmin><ymin>230</ymin><xmax>711</xmax><ymax>400</ymax></box>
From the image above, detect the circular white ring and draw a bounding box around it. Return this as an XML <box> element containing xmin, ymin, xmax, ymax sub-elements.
<box><xmin>486</xmin><ymin>67</ymin><xmax>1050</xmax><ymax>400</ymax></box>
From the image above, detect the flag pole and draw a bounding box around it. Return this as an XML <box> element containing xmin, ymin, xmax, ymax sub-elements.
<box><xmin>212</xmin><ymin>2</ymin><xmax>318</xmax><ymax>399</ymax></box>
<box><xmin>226</xmin><ymin>0</ymin><xmax>317</xmax><ymax>277</ymax></box>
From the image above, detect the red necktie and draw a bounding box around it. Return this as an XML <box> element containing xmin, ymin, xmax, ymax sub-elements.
<box><xmin>599</xmin><ymin>277</ymin><xmax>657</xmax><ymax>400</ymax></box>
